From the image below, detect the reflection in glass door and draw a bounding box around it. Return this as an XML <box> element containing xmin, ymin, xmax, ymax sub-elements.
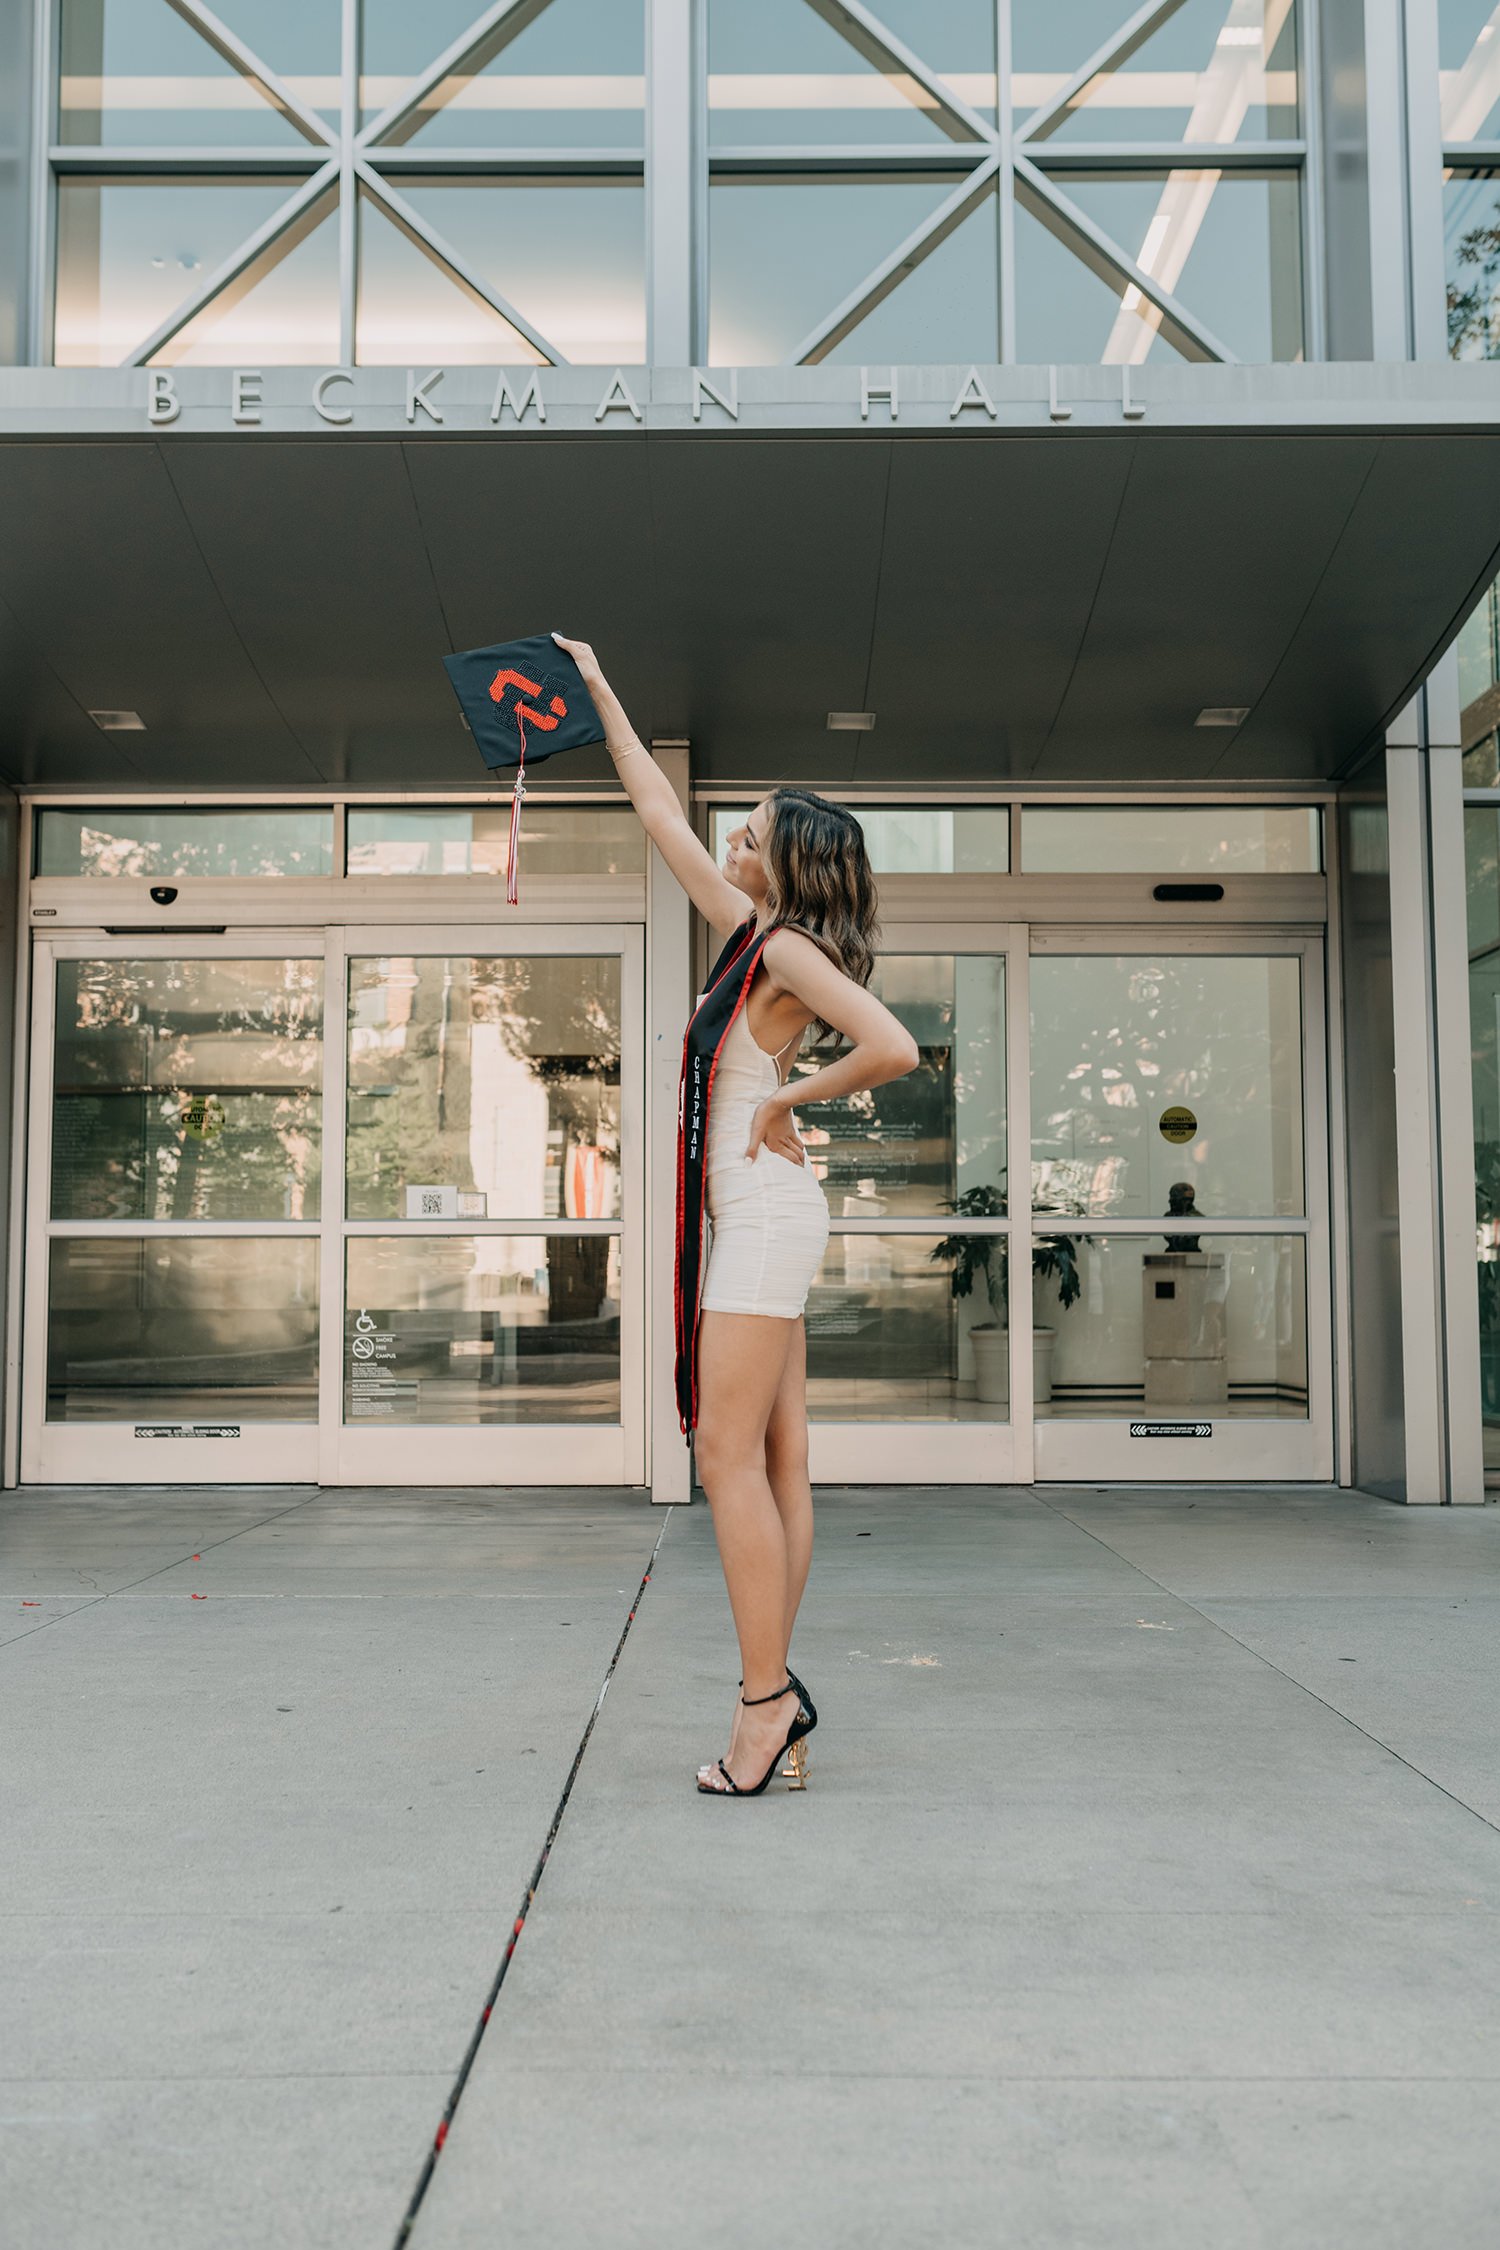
<box><xmin>1027</xmin><ymin>938</ymin><xmax>1332</xmax><ymax>1482</ymax></box>
<box><xmin>795</xmin><ymin>931</ymin><xmax>1025</xmax><ymax>1484</ymax></box>
<box><xmin>328</xmin><ymin>926</ymin><xmax>643</xmax><ymax>1485</ymax></box>
<box><xmin>23</xmin><ymin>926</ymin><xmax>643</xmax><ymax>1486</ymax></box>
<box><xmin>25</xmin><ymin>940</ymin><xmax>325</xmax><ymax>1481</ymax></box>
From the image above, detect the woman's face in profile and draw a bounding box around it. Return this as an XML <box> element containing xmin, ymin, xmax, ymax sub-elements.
<box><xmin>724</xmin><ymin>799</ymin><xmax>773</xmax><ymax>905</ymax></box>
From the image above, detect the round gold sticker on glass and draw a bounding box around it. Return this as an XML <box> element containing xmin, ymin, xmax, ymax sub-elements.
<box><xmin>180</xmin><ymin>1094</ymin><xmax>226</xmax><ymax>1143</ymax></box>
<box><xmin>1158</xmin><ymin>1106</ymin><xmax>1197</xmax><ymax>1145</ymax></box>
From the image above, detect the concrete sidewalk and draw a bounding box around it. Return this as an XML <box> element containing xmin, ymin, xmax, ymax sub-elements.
<box><xmin>4</xmin><ymin>1484</ymin><xmax>1499</xmax><ymax>2248</ymax></box>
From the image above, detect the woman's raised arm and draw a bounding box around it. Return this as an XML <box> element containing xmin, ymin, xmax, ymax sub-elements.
<box><xmin>551</xmin><ymin>633</ymin><xmax>747</xmax><ymax>937</ymax></box>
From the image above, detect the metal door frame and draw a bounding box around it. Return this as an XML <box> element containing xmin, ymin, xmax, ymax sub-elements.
<box><xmin>1027</xmin><ymin>926</ymin><xmax>1334</xmax><ymax>1484</ymax></box>
<box><xmin>21</xmin><ymin>923</ymin><xmax>645</xmax><ymax>1487</ymax></box>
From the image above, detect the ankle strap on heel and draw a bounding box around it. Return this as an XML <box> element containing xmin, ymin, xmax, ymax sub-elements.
<box><xmin>740</xmin><ymin>1679</ymin><xmax>795</xmax><ymax>1707</ymax></box>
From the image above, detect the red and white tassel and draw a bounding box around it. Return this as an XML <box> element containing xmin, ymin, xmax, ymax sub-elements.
<box><xmin>506</xmin><ymin>709</ymin><xmax>528</xmax><ymax>906</ymax></box>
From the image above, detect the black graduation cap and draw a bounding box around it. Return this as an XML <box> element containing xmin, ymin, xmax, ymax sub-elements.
<box><xmin>441</xmin><ymin>632</ymin><xmax>604</xmax><ymax>902</ymax></box>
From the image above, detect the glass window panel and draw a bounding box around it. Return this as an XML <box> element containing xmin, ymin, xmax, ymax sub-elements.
<box><xmin>394</xmin><ymin>0</ymin><xmax>645</xmax><ymax>150</ymax></box>
<box><xmin>1445</xmin><ymin>172</ymin><xmax>1500</xmax><ymax>360</ymax></box>
<box><xmin>1456</xmin><ymin>576</ymin><xmax>1500</xmax><ymax>747</ymax></box>
<box><xmin>824</xmin><ymin>187</ymin><xmax>1000</xmax><ymax>366</ymax></box>
<box><xmin>1017</xmin><ymin>0</ymin><xmax>1300</xmax><ymax>142</ymax></box>
<box><xmin>846</xmin><ymin>0</ymin><xmax>996</xmax><ymax>115</ymax></box>
<box><xmin>806</xmin><ymin>1232</ymin><xmax>1008</xmax><ymax>1421</ymax></box>
<box><xmin>1467</xmin><ymin>735</ymin><xmax>1500</xmax><ymax>789</ymax></box>
<box><xmin>397</xmin><ymin>179</ymin><xmax>645</xmax><ymax>363</ymax></box>
<box><xmin>52</xmin><ymin>957</ymin><xmax>324</xmax><ymax>1222</ymax></box>
<box><xmin>54</xmin><ymin>176</ymin><xmax>298</xmax><ymax>365</ymax></box>
<box><xmin>57</xmin><ymin>0</ymin><xmax>311</xmax><ymax>146</ymax></box>
<box><xmin>1012</xmin><ymin>0</ymin><xmax>1148</xmax><ymax>118</ymax></box>
<box><xmin>1030</xmin><ymin>955</ymin><xmax>1305</xmax><ymax>1219</ymax></box>
<box><xmin>1021</xmin><ymin>806</ymin><xmax>1321</xmax><ymax>873</ymax></box>
<box><xmin>790</xmin><ymin>954</ymin><xmax>1004</xmax><ymax>1216</ymax></box>
<box><xmin>710</xmin><ymin>805</ymin><xmax>1008</xmax><ymax>872</ymax></box>
<box><xmin>1015</xmin><ymin>187</ymin><xmax>1192</xmax><ymax>365</ymax></box>
<box><xmin>154</xmin><ymin>201</ymin><xmax>340</xmax><ymax>367</ymax></box>
<box><xmin>709</xmin><ymin>174</ymin><xmax>959</xmax><ymax>363</ymax></box>
<box><xmin>207</xmin><ymin>0</ymin><xmax>341</xmax><ymax>129</ymax></box>
<box><xmin>1466</xmin><ymin>807</ymin><xmax>1500</xmax><ymax>1468</ymax></box>
<box><xmin>1439</xmin><ymin>0</ymin><xmax>1500</xmax><ymax>142</ymax></box>
<box><xmin>356</xmin><ymin>189</ymin><xmax>543</xmax><ymax>364</ymax></box>
<box><xmin>47</xmin><ymin>1236</ymin><xmax>319</xmax><ymax>1422</ymax></box>
<box><xmin>346</xmin><ymin>804</ymin><xmax>644</xmax><ymax>878</ymax></box>
<box><xmin>1032</xmin><ymin>1233</ymin><xmax>1309</xmax><ymax>1421</ymax></box>
<box><xmin>1468</xmin><ymin>805</ymin><xmax>1500</xmax><ymax>964</ymax></box>
<box><xmin>707</xmin><ymin>0</ymin><xmax>961</xmax><ymax>147</ymax></box>
<box><xmin>1053</xmin><ymin>169</ymin><xmax>1305</xmax><ymax>364</ymax></box>
<box><xmin>346</xmin><ymin>954</ymin><xmax>621</xmax><ymax>1221</ymax></box>
<box><xmin>345</xmin><ymin>1236</ymin><xmax>620</xmax><ymax>1424</ymax></box>
<box><xmin>36</xmin><ymin>806</ymin><xmax>334</xmax><ymax>877</ymax></box>
<box><xmin>361</xmin><ymin>0</ymin><xmax>488</xmax><ymax>113</ymax></box>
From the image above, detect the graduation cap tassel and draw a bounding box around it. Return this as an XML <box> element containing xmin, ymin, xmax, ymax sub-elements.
<box><xmin>506</xmin><ymin>707</ymin><xmax>528</xmax><ymax>907</ymax></box>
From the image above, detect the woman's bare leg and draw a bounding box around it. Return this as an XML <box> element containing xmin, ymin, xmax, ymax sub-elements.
<box><xmin>765</xmin><ymin>1317</ymin><xmax>814</xmax><ymax>1657</ymax></box>
<box><xmin>692</xmin><ymin>1310</ymin><xmax>801</xmax><ymax>1790</ymax></box>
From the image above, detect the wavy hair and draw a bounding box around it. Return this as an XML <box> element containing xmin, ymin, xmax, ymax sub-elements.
<box><xmin>760</xmin><ymin>787</ymin><xmax>880</xmax><ymax>1037</ymax></box>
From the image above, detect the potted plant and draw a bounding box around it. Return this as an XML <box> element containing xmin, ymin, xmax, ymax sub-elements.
<box><xmin>930</xmin><ymin>1184</ymin><xmax>1086</xmax><ymax>1406</ymax></box>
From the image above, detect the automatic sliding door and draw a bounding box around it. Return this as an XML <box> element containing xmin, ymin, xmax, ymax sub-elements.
<box><xmin>803</xmin><ymin>930</ymin><xmax>1024</xmax><ymax>1485</ymax></box>
<box><xmin>1028</xmin><ymin>937</ymin><xmax>1332</xmax><ymax>1481</ymax></box>
<box><xmin>330</xmin><ymin>927</ymin><xmax>642</xmax><ymax>1485</ymax></box>
<box><xmin>25</xmin><ymin>942</ymin><xmax>325</xmax><ymax>1482</ymax></box>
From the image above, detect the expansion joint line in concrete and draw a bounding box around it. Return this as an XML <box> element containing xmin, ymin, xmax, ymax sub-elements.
<box><xmin>1033</xmin><ymin>1493</ymin><xmax>1500</xmax><ymax>1842</ymax></box>
<box><xmin>391</xmin><ymin>1506</ymin><xmax>675</xmax><ymax>2250</ymax></box>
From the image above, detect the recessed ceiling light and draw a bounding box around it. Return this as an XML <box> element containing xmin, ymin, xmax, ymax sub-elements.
<box><xmin>827</xmin><ymin>711</ymin><xmax>876</xmax><ymax>731</ymax></box>
<box><xmin>1194</xmin><ymin>706</ymin><xmax>1250</xmax><ymax>728</ymax></box>
<box><xmin>88</xmin><ymin>710</ymin><xmax>146</xmax><ymax>732</ymax></box>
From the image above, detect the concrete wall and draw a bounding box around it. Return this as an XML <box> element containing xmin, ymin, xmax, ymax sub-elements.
<box><xmin>1338</xmin><ymin>781</ymin><xmax>1405</xmax><ymax>1494</ymax></box>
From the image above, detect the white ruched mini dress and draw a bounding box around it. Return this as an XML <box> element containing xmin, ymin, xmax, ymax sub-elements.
<box><xmin>700</xmin><ymin>1008</ymin><xmax>831</xmax><ymax>1319</ymax></box>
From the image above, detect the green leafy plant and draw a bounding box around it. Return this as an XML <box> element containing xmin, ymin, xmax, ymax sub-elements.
<box><xmin>930</xmin><ymin>1182</ymin><xmax>1086</xmax><ymax>1317</ymax></box>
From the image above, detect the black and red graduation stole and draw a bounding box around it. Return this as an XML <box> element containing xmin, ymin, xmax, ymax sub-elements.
<box><xmin>673</xmin><ymin>917</ymin><xmax>772</xmax><ymax>1436</ymax></box>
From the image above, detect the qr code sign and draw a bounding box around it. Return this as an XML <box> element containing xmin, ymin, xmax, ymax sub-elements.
<box><xmin>419</xmin><ymin>1191</ymin><xmax>445</xmax><ymax>1216</ymax></box>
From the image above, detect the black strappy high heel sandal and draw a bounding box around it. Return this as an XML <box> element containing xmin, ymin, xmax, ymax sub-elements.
<box><xmin>697</xmin><ymin>1680</ymin><xmax>813</xmax><ymax>1797</ymax></box>
<box><xmin>730</xmin><ymin>1667</ymin><xmax>816</xmax><ymax>1782</ymax></box>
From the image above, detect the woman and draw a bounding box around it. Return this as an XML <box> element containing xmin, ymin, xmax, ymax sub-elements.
<box><xmin>552</xmin><ymin>635</ymin><xmax>919</xmax><ymax>1798</ymax></box>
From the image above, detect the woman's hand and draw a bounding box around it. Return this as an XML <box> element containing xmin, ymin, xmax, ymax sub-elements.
<box><xmin>746</xmin><ymin>1091</ymin><xmax>806</xmax><ymax>1166</ymax></box>
<box><xmin>550</xmin><ymin>631</ymin><xmax>604</xmax><ymax>690</ymax></box>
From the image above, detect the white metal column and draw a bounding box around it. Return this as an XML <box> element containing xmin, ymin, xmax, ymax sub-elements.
<box><xmin>645</xmin><ymin>0</ymin><xmax>697</xmax><ymax>367</ymax></box>
<box><xmin>647</xmin><ymin>743</ymin><xmax>693</xmax><ymax>1501</ymax></box>
<box><xmin>1386</xmin><ymin>681</ymin><xmax>1486</xmax><ymax>1501</ymax></box>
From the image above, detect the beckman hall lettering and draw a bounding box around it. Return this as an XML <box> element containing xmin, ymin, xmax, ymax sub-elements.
<box><xmin>139</xmin><ymin>366</ymin><xmax>1119</xmax><ymax>432</ymax></box>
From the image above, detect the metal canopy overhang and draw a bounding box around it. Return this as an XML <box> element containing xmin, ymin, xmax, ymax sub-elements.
<box><xmin>2</xmin><ymin>362</ymin><xmax>1500</xmax><ymax>794</ymax></box>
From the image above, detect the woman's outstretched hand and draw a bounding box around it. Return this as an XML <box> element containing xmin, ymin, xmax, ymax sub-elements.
<box><xmin>551</xmin><ymin>631</ymin><xmax>603</xmax><ymax>689</ymax></box>
<box><xmin>746</xmin><ymin>1092</ymin><xmax>807</xmax><ymax>1167</ymax></box>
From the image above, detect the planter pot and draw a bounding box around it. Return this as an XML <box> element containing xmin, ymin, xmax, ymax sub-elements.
<box><xmin>969</xmin><ymin>1323</ymin><xmax>1009</xmax><ymax>1405</ymax></box>
<box><xmin>969</xmin><ymin>1326</ymin><xmax>1059</xmax><ymax>1406</ymax></box>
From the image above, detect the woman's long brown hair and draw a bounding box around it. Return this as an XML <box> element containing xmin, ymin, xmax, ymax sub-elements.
<box><xmin>760</xmin><ymin>787</ymin><xmax>880</xmax><ymax>1038</ymax></box>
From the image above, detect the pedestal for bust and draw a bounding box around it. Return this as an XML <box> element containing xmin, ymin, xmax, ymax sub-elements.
<box><xmin>1141</xmin><ymin>1253</ymin><xmax>1228</xmax><ymax>1408</ymax></box>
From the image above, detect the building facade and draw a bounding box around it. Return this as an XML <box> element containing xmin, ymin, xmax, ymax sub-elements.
<box><xmin>0</xmin><ymin>0</ymin><xmax>1494</xmax><ymax>1502</ymax></box>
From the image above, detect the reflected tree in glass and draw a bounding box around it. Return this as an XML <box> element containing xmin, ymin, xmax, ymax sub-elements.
<box><xmin>52</xmin><ymin>958</ymin><xmax>323</xmax><ymax>1222</ymax></box>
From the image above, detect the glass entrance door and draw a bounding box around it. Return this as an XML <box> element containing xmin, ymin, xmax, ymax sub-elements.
<box><xmin>23</xmin><ymin>925</ymin><xmax>642</xmax><ymax>1485</ymax></box>
<box><xmin>1027</xmin><ymin>933</ymin><xmax>1333</xmax><ymax>1482</ymax></box>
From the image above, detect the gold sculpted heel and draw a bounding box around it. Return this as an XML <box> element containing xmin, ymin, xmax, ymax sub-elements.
<box><xmin>782</xmin><ymin>1738</ymin><xmax>810</xmax><ymax>1789</ymax></box>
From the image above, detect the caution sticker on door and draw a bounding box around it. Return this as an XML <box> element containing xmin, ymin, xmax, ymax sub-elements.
<box><xmin>1157</xmin><ymin>1106</ymin><xmax>1197</xmax><ymax>1144</ymax></box>
<box><xmin>1130</xmin><ymin>1421</ymin><xmax>1212</xmax><ymax>1438</ymax></box>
